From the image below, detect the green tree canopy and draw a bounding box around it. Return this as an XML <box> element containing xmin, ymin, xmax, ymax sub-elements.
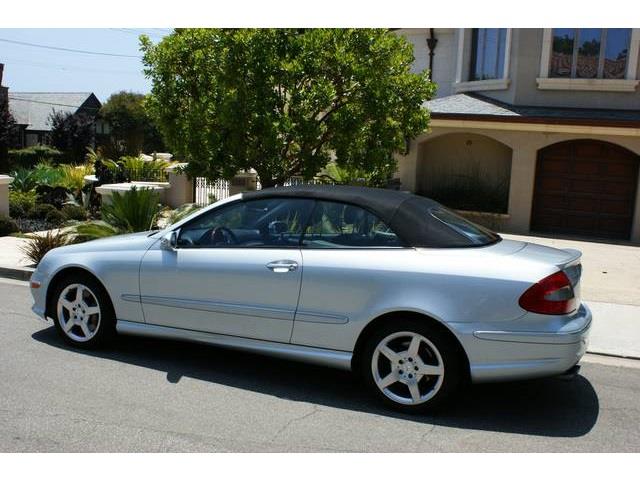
<box><xmin>99</xmin><ymin>91</ymin><xmax>165</xmax><ymax>157</ymax></box>
<box><xmin>141</xmin><ymin>28</ymin><xmax>435</xmax><ymax>187</ymax></box>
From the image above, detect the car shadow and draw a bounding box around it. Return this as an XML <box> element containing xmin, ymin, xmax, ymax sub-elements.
<box><xmin>32</xmin><ymin>326</ymin><xmax>599</xmax><ymax>438</ymax></box>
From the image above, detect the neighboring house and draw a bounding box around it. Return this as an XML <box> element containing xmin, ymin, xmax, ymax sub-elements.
<box><xmin>8</xmin><ymin>91</ymin><xmax>107</xmax><ymax>148</ymax></box>
<box><xmin>395</xmin><ymin>28</ymin><xmax>640</xmax><ymax>243</ymax></box>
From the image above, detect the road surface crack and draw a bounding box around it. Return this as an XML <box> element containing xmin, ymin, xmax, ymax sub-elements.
<box><xmin>270</xmin><ymin>405</ymin><xmax>320</xmax><ymax>443</ymax></box>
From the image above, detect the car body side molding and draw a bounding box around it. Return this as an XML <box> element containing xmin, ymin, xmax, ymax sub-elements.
<box><xmin>294</xmin><ymin>311</ymin><xmax>349</xmax><ymax>324</ymax></box>
<box><xmin>115</xmin><ymin>320</ymin><xmax>353</xmax><ymax>370</ymax></box>
<box><xmin>135</xmin><ymin>295</ymin><xmax>295</xmax><ymax>321</ymax></box>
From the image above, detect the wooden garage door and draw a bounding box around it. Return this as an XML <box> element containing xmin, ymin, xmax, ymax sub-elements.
<box><xmin>531</xmin><ymin>140</ymin><xmax>639</xmax><ymax>240</ymax></box>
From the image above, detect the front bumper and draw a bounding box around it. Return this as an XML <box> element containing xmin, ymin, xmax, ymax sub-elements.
<box><xmin>451</xmin><ymin>303</ymin><xmax>592</xmax><ymax>383</ymax></box>
<box><xmin>29</xmin><ymin>269</ymin><xmax>49</xmax><ymax>322</ymax></box>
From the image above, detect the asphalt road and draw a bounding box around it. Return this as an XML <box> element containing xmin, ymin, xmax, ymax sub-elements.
<box><xmin>1</xmin><ymin>279</ymin><xmax>639</xmax><ymax>452</ymax></box>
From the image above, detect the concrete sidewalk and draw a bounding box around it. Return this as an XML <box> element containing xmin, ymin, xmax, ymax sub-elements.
<box><xmin>586</xmin><ymin>301</ymin><xmax>640</xmax><ymax>359</ymax></box>
<box><xmin>0</xmin><ymin>236</ymin><xmax>33</xmax><ymax>281</ymax></box>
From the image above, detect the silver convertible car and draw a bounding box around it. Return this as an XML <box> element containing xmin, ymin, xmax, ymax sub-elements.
<box><xmin>30</xmin><ymin>185</ymin><xmax>591</xmax><ymax>412</ymax></box>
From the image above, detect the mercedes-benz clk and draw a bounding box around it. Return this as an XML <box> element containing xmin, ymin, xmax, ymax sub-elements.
<box><xmin>30</xmin><ymin>185</ymin><xmax>591</xmax><ymax>412</ymax></box>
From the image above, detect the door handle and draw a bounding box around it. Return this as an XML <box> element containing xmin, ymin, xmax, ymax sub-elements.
<box><xmin>266</xmin><ymin>260</ymin><xmax>298</xmax><ymax>273</ymax></box>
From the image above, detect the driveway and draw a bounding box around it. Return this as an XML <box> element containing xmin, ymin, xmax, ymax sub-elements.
<box><xmin>501</xmin><ymin>233</ymin><xmax>640</xmax><ymax>306</ymax></box>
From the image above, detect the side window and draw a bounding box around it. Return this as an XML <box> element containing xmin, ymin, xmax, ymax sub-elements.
<box><xmin>177</xmin><ymin>198</ymin><xmax>314</xmax><ymax>248</ymax></box>
<box><xmin>302</xmin><ymin>200</ymin><xmax>403</xmax><ymax>248</ymax></box>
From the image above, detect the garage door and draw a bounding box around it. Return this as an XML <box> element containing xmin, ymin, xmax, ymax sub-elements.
<box><xmin>531</xmin><ymin>140</ymin><xmax>639</xmax><ymax>240</ymax></box>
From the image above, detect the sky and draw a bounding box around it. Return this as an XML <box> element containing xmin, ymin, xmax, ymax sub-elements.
<box><xmin>0</xmin><ymin>28</ymin><xmax>172</xmax><ymax>101</ymax></box>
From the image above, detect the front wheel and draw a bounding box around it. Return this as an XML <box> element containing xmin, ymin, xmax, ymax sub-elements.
<box><xmin>361</xmin><ymin>320</ymin><xmax>465</xmax><ymax>413</ymax></box>
<box><xmin>50</xmin><ymin>273</ymin><xmax>116</xmax><ymax>348</ymax></box>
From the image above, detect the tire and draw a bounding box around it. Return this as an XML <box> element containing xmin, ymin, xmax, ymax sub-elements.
<box><xmin>49</xmin><ymin>271</ymin><xmax>116</xmax><ymax>349</ymax></box>
<box><xmin>360</xmin><ymin>318</ymin><xmax>465</xmax><ymax>413</ymax></box>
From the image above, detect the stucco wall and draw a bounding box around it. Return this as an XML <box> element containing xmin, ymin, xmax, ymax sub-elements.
<box><xmin>396</xmin><ymin>28</ymin><xmax>457</xmax><ymax>98</ymax></box>
<box><xmin>511</xmin><ymin>29</ymin><xmax>640</xmax><ymax>110</ymax></box>
<box><xmin>452</xmin><ymin>28</ymin><xmax>640</xmax><ymax>110</ymax></box>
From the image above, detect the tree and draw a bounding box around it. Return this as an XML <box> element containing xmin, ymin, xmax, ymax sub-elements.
<box><xmin>0</xmin><ymin>97</ymin><xmax>18</xmax><ymax>172</ymax></box>
<box><xmin>99</xmin><ymin>91</ymin><xmax>165</xmax><ymax>157</ymax></box>
<box><xmin>49</xmin><ymin>111</ymin><xmax>95</xmax><ymax>163</ymax></box>
<box><xmin>141</xmin><ymin>29</ymin><xmax>435</xmax><ymax>187</ymax></box>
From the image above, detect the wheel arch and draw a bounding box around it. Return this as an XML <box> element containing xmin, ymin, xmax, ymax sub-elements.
<box><xmin>45</xmin><ymin>266</ymin><xmax>113</xmax><ymax>319</ymax></box>
<box><xmin>351</xmin><ymin>310</ymin><xmax>471</xmax><ymax>380</ymax></box>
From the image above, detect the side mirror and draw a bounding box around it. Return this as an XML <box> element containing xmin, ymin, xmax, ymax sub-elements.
<box><xmin>160</xmin><ymin>230</ymin><xmax>178</xmax><ymax>251</ymax></box>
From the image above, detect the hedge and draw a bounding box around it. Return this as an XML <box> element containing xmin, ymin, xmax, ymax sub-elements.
<box><xmin>8</xmin><ymin>146</ymin><xmax>65</xmax><ymax>169</ymax></box>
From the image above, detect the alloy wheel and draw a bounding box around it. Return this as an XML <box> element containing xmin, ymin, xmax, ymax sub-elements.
<box><xmin>371</xmin><ymin>331</ymin><xmax>445</xmax><ymax>405</ymax></box>
<box><xmin>56</xmin><ymin>283</ymin><xmax>102</xmax><ymax>343</ymax></box>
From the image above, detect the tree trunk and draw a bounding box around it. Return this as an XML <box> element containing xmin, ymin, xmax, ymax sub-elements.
<box><xmin>0</xmin><ymin>144</ymin><xmax>8</xmax><ymax>173</ymax></box>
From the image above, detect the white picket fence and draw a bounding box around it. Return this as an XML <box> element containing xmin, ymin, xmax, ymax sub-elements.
<box><xmin>194</xmin><ymin>176</ymin><xmax>326</xmax><ymax>206</ymax></box>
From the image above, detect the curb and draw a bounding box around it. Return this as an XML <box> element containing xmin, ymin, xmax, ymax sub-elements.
<box><xmin>586</xmin><ymin>350</ymin><xmax>640</xmax><ymax>362</ymax></box>
<box><xmin>0</xmin><ymin>265</ymin><xmax>34</xmax><ymax>282</ymax></box>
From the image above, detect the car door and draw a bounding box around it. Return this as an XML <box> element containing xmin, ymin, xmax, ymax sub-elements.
<box><xmin>291</xmin><ymin>200</ymin><xmax>409</xmax><ymax>350</ymax></box>
<box><xmin>139</xmin><ymin>197</ymin><xmax>314</xmax><ymax>343</ymax></box>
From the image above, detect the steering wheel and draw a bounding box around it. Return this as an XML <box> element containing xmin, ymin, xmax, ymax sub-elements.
<box><xmin>198</xmin><ymin>226</ymin><xmax>239</xmax><ymax>246</ymax></box>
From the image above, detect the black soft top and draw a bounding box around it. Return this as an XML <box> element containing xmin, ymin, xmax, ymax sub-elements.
<box><xmin>242</xmin><ymin>185</ymin><xmax>499</xmax><ymax>248</ymax></box>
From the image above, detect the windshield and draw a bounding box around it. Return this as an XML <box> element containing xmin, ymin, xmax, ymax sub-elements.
<box><xmin>428</xmin><ymin>206</ymin><xmax>500</xmax><ymax>246</ymax></box>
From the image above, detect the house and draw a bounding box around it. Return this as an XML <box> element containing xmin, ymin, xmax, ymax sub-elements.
<box><xmin>394</xmin><ymin>29</ymin><xmax>640</xmax><ymax>243</ymax></box>
<box><xmin>8</xmin><ymin>90</ymin><xmax>107</xmax><ymax>148</ymax></box>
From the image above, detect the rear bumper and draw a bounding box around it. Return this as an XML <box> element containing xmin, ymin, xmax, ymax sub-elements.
<box><xmin>451</xmin><ymin>303</ymin><xmax>591</xmax><ymax>383</ymax></box>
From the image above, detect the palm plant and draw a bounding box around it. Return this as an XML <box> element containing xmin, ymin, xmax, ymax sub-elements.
<box><xmin>69</xmin><ymin>187</ymin><xmax>161</xmax><ymax>241</ymax></box>
<box><xmin>120</xmin><ymin>156</ymin><xmax>171</xmax><ymax>182</ymax></box>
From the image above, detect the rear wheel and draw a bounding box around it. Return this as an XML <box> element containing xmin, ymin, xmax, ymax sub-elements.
<box><xmin>361</xmin><ymin>319</ymin><xmax>464</xmax><ymax>413</ymax></box>
<box><xmin>50</xmin><ymin>273</ymin><xmax>116</xmax><ymax>348</ymax></box>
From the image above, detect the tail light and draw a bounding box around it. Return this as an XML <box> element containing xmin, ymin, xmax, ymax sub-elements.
<box><xmin>519</xmin><ymin>271</ymin><xmax>577</xmax><ymax>315</ymax></box>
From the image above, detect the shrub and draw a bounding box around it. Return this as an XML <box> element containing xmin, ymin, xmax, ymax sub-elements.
<box><xmin>0</xmin><ymin>214</ymin><xmax>19</xmax><ymax>236</ymax></box>
<box><xmin>8</xmin><ymin>146</ymin><xmax>64</xmax><ymax>169</ymax></box>
<box><xmin>27</xmin><ymin>203</ymin><xmax>58</xmax><ymax>220</ymax></box>
<box><xmin>9</xmin><ymin>168</ymin><xmax>38</xmax><ymax>192</ymax></box>
<box><xmin>35</xmin><ymin>185</ymin><xmax>71</xmax><ymax>209</ymax></box>
<box><xmin>423</xmin><ymin>179</ymin><xmax>510</xmax><ymax>214</ymax></box>
<box><xmin>9</xmin><ymin>190</ymin><xmax>37</xmax><ymax>218</ymax></box>
<box><xmin>32</xmin><ymin>162</ymin><xmax>65</xmax><ymax>187</ymax></box>
<box><xmin>94</xmin><ymin>158</ymin><xmax>127</xmax><ymax>185</ymax></box>
<box><xmin>61</xmin><ymin>204</ymin><xmax>88</xmax><ymax>221</ymax></box>
<box><xmin>19</xmin><ymin>230</ymin><xmax>71</xmax><ymax>266</ymax></box>
<box><xmin>57</xmin><ymin>164</ymin><xmax>93</xmax><ymax>192</ymax></box>
<box><xmin>45</xmin><ymin>209</ymin><xmax>66</xmax><ymax>226</ymax></box>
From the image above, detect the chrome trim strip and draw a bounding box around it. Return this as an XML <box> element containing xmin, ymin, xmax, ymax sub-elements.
<box><xmin>116</xmin><ymin>320</ymin><xmax>353</xmax><ymax>370</ymax></box>
<box><xmin>295</xmin><ymin>311</ymin><xmax>349</xmax><ymax>324</ymax></box>
<box><xmin>473</xmin><ymin>319</ymin><xmax>591</xmax><ymax>345</ymax></box>
<box><xmin>138</xmin><ymin>295</ymin><xmax>294</xmax><ymax>321</ymax></box>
